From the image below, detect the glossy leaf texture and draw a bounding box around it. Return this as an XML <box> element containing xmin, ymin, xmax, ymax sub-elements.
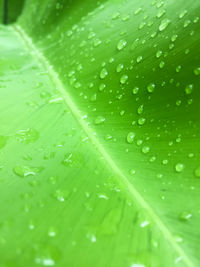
<box><xmin>0</xmin><ymin>0</ymin><xmax>200</xmax><ymax>266</ymax></box>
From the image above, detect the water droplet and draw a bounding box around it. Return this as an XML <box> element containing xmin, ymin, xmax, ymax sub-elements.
<box><xmin>179</xmin><ymin>211</ymin><xmax>192</xmax><ymax>221</ymax></box>
<box><xmin>171</xmin><ymin>34</ymin><xmax>178</xmax><ymax>42</ymax></box>
<box><xmin>90</xmin><ymin>94</ymin><xmax>97</xmax><ymax>102</ymax></box>
<box><xmin>142</xmin><ymin>146</ymin><xmax>150</xmax><ymax>154</ymax></box>
<box><xmin>138</xmin><ymin>118</ymin><xmax>146</xmax><ymax>126</ymax></box>
<box><xmin>179</xmin><ymin>10</ymin><xmax>187</xmax><ymax>19</ymax></box>
<box><xmin>52</xmin><ymin>189</ymin><xmax>69</xmax><ymax>202</ymax></box>
<box><xmin>140</xmin><ymin>220</ymin><xmax>149</xmax><ymax>228</ymax></box>
<box><xmin>127</xmin><ymin>132</ymin><xmax>135</xmax><ymax>144</ymax></box>
<box><xmin>185</xmin><ymin>84</ymin><xmax>193</xmax><ymax>95</ymax></box>
<box><xmin>99</xmin><ymin>83</ymin><xmax>106</xmax><ymax>91</ymax></box>
<box><xmin>156</xmin><ymin>50</ymin><xmax>162</xmax><ymax>58</ymax></box>
<box><xmin>100</xmin><ymin>68</ymin><xmax>108</xmax><ymax>79</ymax></box>
<box><xmin>159</xmin><ymin>61</ymin><xmax>165</xmax><ymax>69</ymax></box>
<box><xmin>13</xmin><ymin>165</ymin><xmax>43</xmax><ymax>178</ymax></box>
<box><xmin>112</xmin><ymin>12</ymin><xmax>120</xmax><ymax>20</ymax></box>
<box><xmin>132</xmin><ymin>87</ymin><xmax>139</xmax><ymax>95</ymax></box>
<box><xmin>48</xmin><ymin>227</ymin><xmax>57</xmax><ymax>237</ymax></box>
<box><xmin>175</xmin><ymin>163</ymin><xmax>185</xmax><ymax>173</ymax></box>
<box><xmin>159</xmin><ymin>19</ymin><xmax>170</xmax><ymax>31</ymax></box>
<box><xmin>134</xmin><ymin>7</ymin><xmax>142</xmax><ymax>15</ymax></box>
<box><xmin>162</xmin><ymin>159</ymin><xmax>168</xmax><ymax>165</ymax></box>
<box><xmin>194</xmin><ymin>67</ymin><xmax>200</xmax><ymax>76</ymax></box>
<box><xmin>129</xmin><ymin>169</ymin><xmax>136</xmax><ymax>175</ymax></box>
<box><xmin>176</xmin><ymin>65</ymin><xmax>181</xmax><ymax>73</ymax></box>
<box><xmin>93</xmin><ymin>38</ymin><xmax>102</xmax><ymax>47</ymax></box>
<box><xmin>120</xmin><ymin>74</ymin><xmax>128</xmax><ymax>84</ymax></box>
<box><xmin>137</xmin><ymin>104</ymin><xmax>144</xmax><ymax>115</ymax></box>
<box><xmin>147</xmin><ymin>83</ymin><xmax>155</xmax><ymax>93</ymax></box>
<box><xmin>157</xmin><ymin>9</ymin><xmax>165</xmax><ymax>18</ymax></box>
<box><xmin>116</xmin><ymin>63</ymin><xmax>124</xmax><ymax>73</ymax></box>
<box><xmin>94</xmin><ymin>116</ymin><xmax>105</xmax><ymax>125</ymax></box>
<box><xmin>117</xmin><ymin>39</ymin><xmax>127</xmax><ymax>51</ymax></box>
<box><xmin>136</xmin><ymin>56</ymin><xmax>143</xmax><ymax>63</ymax></box>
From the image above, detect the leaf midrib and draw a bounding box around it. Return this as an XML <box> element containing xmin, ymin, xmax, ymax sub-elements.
<box><xmin>12</xmin><ymin>23</ymin><xmax>194</xmax><ymax>267</ymax></box>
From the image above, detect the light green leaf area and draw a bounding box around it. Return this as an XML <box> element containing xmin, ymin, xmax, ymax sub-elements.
<box><xmin>0</xmin><ymin>0</ymin><xmax>200</xmax><ymax>266</ymax></box>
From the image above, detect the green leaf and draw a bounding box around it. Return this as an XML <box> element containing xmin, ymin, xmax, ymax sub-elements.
<box><xmin>0</xmin><ymin>0</ymin><xmax>200</xmax><ymax>266</ymax></box>
<box><xmin>0</xmin><ymin>0</ymin><xmax>24</xmax><ymax>24</ymax></box>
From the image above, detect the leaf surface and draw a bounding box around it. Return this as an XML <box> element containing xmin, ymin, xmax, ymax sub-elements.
<box><xmin>0</xmin><ymin>0</ymin><xmax>200</xmax><ymax>266</ymax></box>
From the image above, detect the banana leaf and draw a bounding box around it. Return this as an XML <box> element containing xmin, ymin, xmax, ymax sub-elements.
<box><xmin>0</xmin><ymin>0</ymin><xmax>200</xmax><ymax>266</ymax></box>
